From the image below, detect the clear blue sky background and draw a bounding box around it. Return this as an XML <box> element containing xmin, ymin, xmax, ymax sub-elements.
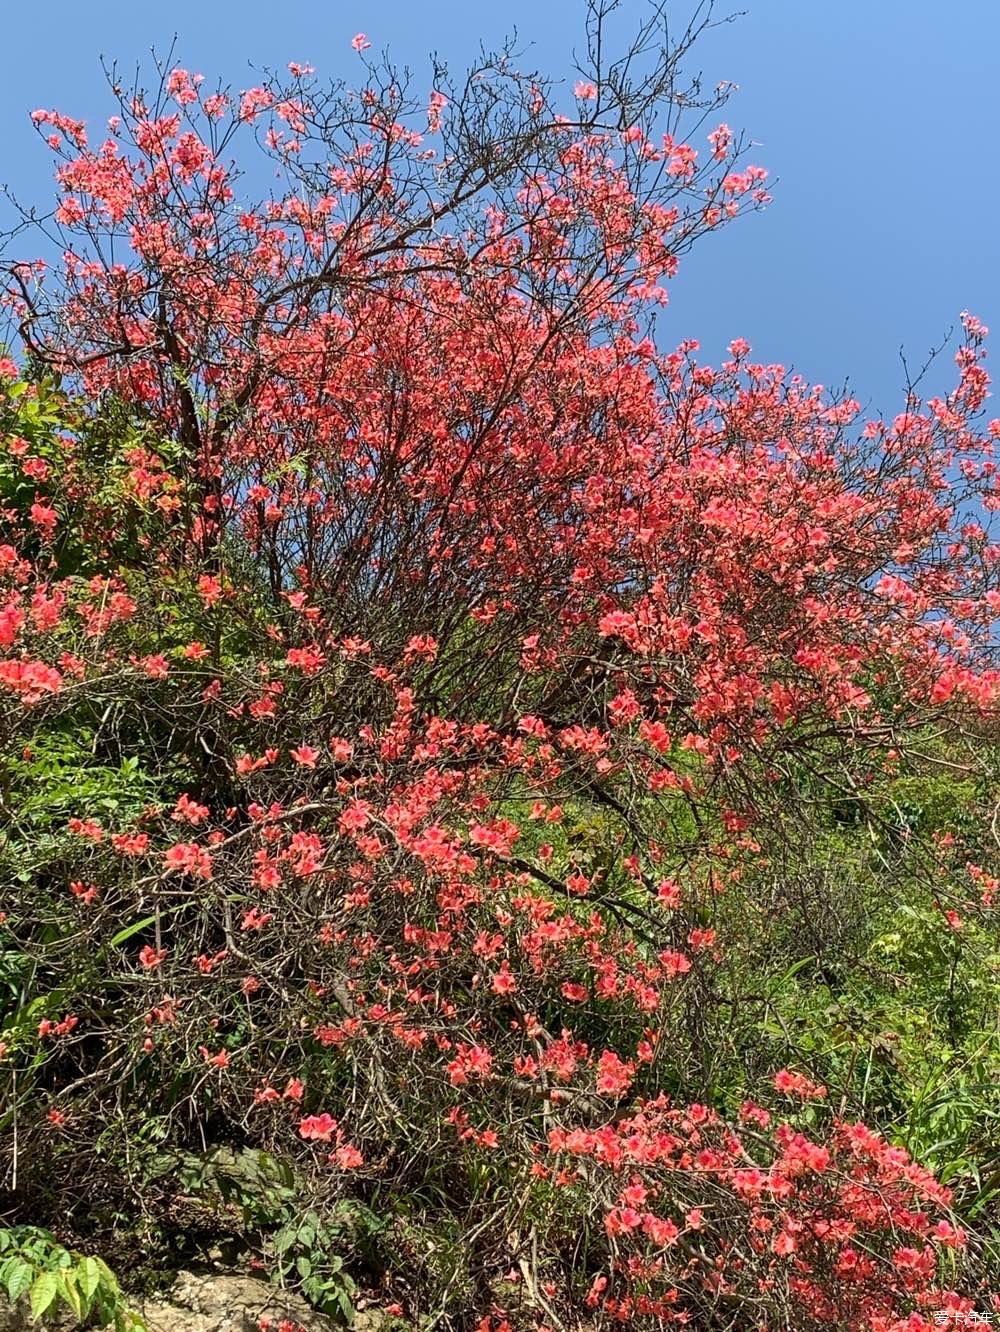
<box><xmin>1</xmin><ymin>1</ymin><xmax>996</xmax><ymax>418</ymax></box>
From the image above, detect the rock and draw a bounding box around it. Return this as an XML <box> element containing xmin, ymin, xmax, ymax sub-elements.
<box><xmin>1</xmin><ymin>1271</ymin><xmax>338</xmax><ymax>1332</ymax></box>
<box><xmin>136</xmin><ymin>1271</ymin><xmax>339</xmax><ymax>1332</ymax></box>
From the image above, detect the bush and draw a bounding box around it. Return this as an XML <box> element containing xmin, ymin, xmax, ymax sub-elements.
<box><xmin>2</xmin><ymin>4</ymin><xmax>999</xmax><ymax>1326</ymax></box>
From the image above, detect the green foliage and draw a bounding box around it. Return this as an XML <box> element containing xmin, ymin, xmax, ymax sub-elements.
<box><xmin>0</xmin><ymin>1226</ymin><xmax>144</xmax><ymax>1329</ymax></box>
<box><xmin>272</xmin><ymin>1205</ymin><xmax>365</xmax><ymax>1324</ymax></box>
<box><xmin>140</xmin><ymin>1146</ymin><xmax>382</xmax><ymax>1322</ymax></box>
<box><xmin>0</xmin><ymin>374</ymin><xmax>189</xmax><ymax>579</ymax></box>
<box><xmin>4</xmin><ymin>727</ymin><xmax>158</xmax><ymax>840</ymax></box>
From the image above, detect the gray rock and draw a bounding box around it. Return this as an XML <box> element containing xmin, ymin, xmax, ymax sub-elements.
<box><xmin>138</xmin><ymin>1271</ymin><xmax>339</xmax><ymax>1332</ymax></box>
<box><xmin>1</xmin><ymin>1271</ymin><xmax>338</xmax><ymax>1332</ymax></box>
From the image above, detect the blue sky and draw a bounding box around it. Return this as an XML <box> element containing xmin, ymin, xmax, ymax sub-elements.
<box><xmin>1</xmin><ymin>1</ymin><xmax>997</xmax><ymax>418</ymax></box>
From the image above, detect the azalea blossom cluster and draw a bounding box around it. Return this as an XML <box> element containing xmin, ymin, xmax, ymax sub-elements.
<box><xmin>546</xmin><ymin>1096</ymin><xmax>977</xmax><ymax>1329</ymax></box>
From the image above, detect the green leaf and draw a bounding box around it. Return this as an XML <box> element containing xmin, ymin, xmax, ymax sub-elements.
<box><xmin>57</xmin><ymin>1270</ymin><xmax>84</xmax><ymax>1319</ymax></box>
<box><xmin>109</xmin><ymin>916</ymin><xmax>157</xmax><ymax>948</ymax></box>
<box><xmin>107</xmin><ymin>905</ymin><xmax>184</xmax><ymax>951</ymax></box>
<box><xmin>6</xmin><ymin>1258</ymin><xmax>34</xmax><ymax>1304</ymax></box>
<box><xmin>78</xmin><ymin>1255</ymin><xmax>101</xmax><ymax>1301</ymax></box>
<box><xmin>93</xmin><ymin>1256</ymin><xmax>121</xmax><ymax>1292</ymax></box>
<box><xmin>29</xmin><ymin>1270</ymin><xmax>60</xmax><ymax>1320</ymax></box>
<box><xmin>273</xmin><ymin>1228</ymin><xmax>297</xmax><ymax>1255</ymax></box>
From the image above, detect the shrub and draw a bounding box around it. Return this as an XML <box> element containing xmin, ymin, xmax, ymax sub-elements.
<box><xmin>2</xmin><ymin>4</ymin><xmax>999</xmax><ymax>1325</ymax></box>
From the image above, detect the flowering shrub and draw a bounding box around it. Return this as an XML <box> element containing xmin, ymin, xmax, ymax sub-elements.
<box><xmin>547</xmin><ymin>1098</ymin><xmax>975</xmax><ymax>1329</ymax></box>
<box><xmin>1</xmin><ymin>3</ymin><xmax>998</xmax><ymax>1326</ymax></box>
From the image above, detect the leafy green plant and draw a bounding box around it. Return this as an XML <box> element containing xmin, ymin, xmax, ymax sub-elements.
<box><xmin>141</xmin><ymin>1147</ymin><xmax>382</xmax><ymax>1321</ymax></box>
<box><xmin>0</xmin><ymin>1226</ymin><xmax>145</xmax><ymax>1329</ymax></box>
<box><xmin>272</xmin><ymin>1205</ymin><xmax>367</xmax><ymax>1324</ymax></box>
